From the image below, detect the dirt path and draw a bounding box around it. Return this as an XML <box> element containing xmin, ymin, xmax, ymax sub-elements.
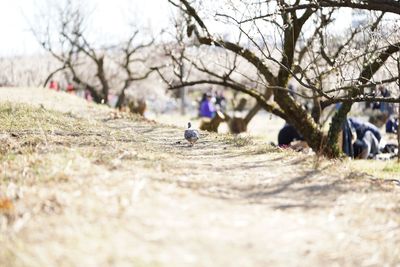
<box><xmin>1</xmin><ymin>87</ymin><xmax>400</xmax><ymax>267</ymax></box>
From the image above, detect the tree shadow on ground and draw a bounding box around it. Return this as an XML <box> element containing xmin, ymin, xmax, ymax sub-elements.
<box><xmin>153</xmin><ymin>163</ymin><xmax>386</xmax><ymax>211</ymax></box>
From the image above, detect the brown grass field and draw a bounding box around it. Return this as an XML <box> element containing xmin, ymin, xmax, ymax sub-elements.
<box><xmin>0</xmin><ymin>87</ymin><xmax>400</xmax><ymax>267</ymax></box>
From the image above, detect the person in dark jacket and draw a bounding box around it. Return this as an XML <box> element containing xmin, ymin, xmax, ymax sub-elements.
<box><xmin>386</xmin><ymin>117</ymin><xmax>398</xmax><ymax>134</ymax></box>
<box><xmin>278</xmin><ymin>124</ymin><xmax>304</xmax><ymax>147</ymax></box>
<box><xmin>347</xmin><ymin>117</ymin><xmax>381</xmax><ymax>159</ymax></box>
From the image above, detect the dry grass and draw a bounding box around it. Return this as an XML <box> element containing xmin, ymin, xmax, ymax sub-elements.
<box><xmin>0</xmin><ymin>87</ymin><xmax>400</xmax><ymax>267</ymax></box>
<box><xmin>349</xmin><ymin>159</ymin><xmax>400</xmax><ymax>180</ymax></box>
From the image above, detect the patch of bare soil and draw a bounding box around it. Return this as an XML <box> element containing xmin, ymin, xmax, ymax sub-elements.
<box><xmin>0</xmin><ymin>87</ymin><xmax>399</xmax><ymax>267</ymax></box>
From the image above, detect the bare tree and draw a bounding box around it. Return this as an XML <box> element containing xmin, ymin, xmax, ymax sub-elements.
<box><xmin>164</xmin><ymin>0</ymin><xmax>400</xmax><ymax>158</ymax></box>
<box><xmin>114</xmin><ymin>31</ymin><xmax>155</xmax><ymax>109</ymax></box>
<box><xmin>32</xmin><ymin>0</ymin><xmax>155</xmax><ymax>108</ymax></box>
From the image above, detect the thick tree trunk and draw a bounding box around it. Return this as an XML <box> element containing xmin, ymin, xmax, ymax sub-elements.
<box><xmin>277</xmin><ymin>96</ymin><xmax>328</xmax><ymax>155</ymax></box>
<box><xmin>116</xmin><ymin>79</ymin><xmax>132</xmax><ymax>109</ymax></box>
<box><xmin>116</xmin><ymin>90</ymin><xmax>126</xmax><ymax>109</ymax></box>
<box><xmin>96</xmin><ymin>57</ymin><xmax>110</xmax><ymax>104</ymax></box>
<box><xmin>273</xmin><ymin>79</ymin><xmax>328</xmax><ymax>156</ymax></box>
<box><xmin>71</xmin><ymin>76</ymin><xmax>102</xmax><ymax>104</ymax></box>
<box><xmin>326</xmin><ymin>103</ymin><xmax>352</xmax><ymax>158</ymax></box>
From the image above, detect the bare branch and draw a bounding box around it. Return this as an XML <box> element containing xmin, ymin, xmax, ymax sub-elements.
<box><xmin>282</xmin><ymin>0</ymin><xmax>400</xmax><ymax>15</ymax></box>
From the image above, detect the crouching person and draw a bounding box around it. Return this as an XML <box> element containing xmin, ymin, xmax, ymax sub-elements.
<box><xmin>277</xmin><ymin>123</ymin><xmax>309</xmax><ymax>152</ymax></box>
<box><xmin>353</xmin><ymin>131</ymin><xmax>380</xmax><ymax>159</ymax></box>
<box><xmin>278</xmin><ymin>124</ymin><xmax>304</xmax><ymax>147</ymax></box>
<box><xmin>347</xmin><ymin>118</ymin><xmax>382</xmax><ymax>159</ymax></box>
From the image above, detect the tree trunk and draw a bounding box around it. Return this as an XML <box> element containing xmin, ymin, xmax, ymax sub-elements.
<box><xmin>273</xmin><ymin>84</ymin><xmax>329</xmax><ymax>156</ymax></box>
<box><xmin>325</xmin><ymin>102</ymin><xmax>352</xmax><ymax>157</ymax></box>
<box><xmin>71</xmin><ymin>76</ymin><xmax>102</xmax><ymax>104</ymax></box>
<box><xmin>116</xmin><ymin>90</ymin><xmax>126</xmax><ymax>109</ymax></box>
<box><xmin>96</xmin><ymin>57</ymin><xmax>110</xmax><ymax>104</ymax></box>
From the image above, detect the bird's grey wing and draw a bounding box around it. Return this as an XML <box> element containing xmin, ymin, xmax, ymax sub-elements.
<box><xmin>184</xmin><ymin>129</ymin><xmax>191</xmax><ymax>139</ymax></box>
<box><xmin>185</xmin><ymin>129</ymin><xmax>199</xmax><ymax>140</ymax></box>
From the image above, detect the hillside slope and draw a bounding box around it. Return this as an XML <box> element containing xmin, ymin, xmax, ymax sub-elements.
<box><xmin>0</xmin><ymin>87</ymin><xmax>399</xmax><ymax>267</ymax></box>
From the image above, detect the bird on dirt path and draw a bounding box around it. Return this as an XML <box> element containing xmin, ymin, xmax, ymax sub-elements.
<box><xmin>184</xmin><ymin>122</ymin><xmax>199</xmax><ymax>146</ymax></box>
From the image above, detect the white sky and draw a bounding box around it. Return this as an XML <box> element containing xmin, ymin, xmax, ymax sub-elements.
<box><xmin>0</xmin><ymin>0</ymin><xmax>172</xmax><ymax>56</ymax></box>
<box><xmin>0</xmin><ymin>0</ymin><xmax>369</xmax><ymax>57</ymax></box>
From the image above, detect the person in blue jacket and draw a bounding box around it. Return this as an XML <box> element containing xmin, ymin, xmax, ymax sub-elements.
<box><xmin>199</xmin><ymin>92</ymin><xmax>216</xmax><ymax>118</ymax></box>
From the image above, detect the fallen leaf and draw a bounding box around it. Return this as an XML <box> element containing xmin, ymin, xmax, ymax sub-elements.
<box><xmin>0</xmin><ymin>198</ymin><xmax>14</xmax><ymax>213</ymax></box>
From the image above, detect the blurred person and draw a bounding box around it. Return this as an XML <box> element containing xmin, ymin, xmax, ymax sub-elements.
<box><xmin>84</xmin><ymin>89</ymin><xmax>93</xmax><ymax>101</ymax></box>
<box><xmin>348</xmin><ymin>117</ymin><xmax>382</xmax><ymax>159</ymax></box>
<box><xmin>66</xmin><ymin>83</ymin><xmax>75</xmax><ymax>94</ymax></box>
<box><xmin>215</xmin><ymin>90</ymin><xmax>226</xmax><ymax>112</ymax></box>
<box><xmin>386</xmin><ymin>116</ymin><xmax>399</xmax><ymax>134</ymax></box>
<box><xmin>277</xmin><ymin>123</ymin><xmax>304</xmax><ymax>147</ymax></box>
<box><xmin>199</xmin><ymin>92</ymin><xmax>216</xmax><ymax>118</ymax></box>
<box><xmin>49</xmin><ymin>80</ymin><xmax>59</xmax><ymax>91</ymax></box>
<box><xmin>373</xmin><ymin>85</ymin><xmax>393</xmax><ymax>115</ymax></box>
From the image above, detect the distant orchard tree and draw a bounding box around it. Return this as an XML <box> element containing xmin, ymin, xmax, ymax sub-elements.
<box><xmin>32</xmin><ymin>0</ymin><xmax>156</xmax><ymax>108</ymax></box>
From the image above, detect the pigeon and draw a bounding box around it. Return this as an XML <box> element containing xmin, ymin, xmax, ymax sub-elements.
<box><xmin>184</xmin><ymin>122</ymin><xmax>199</xmax><ymax>146</ymax></box>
